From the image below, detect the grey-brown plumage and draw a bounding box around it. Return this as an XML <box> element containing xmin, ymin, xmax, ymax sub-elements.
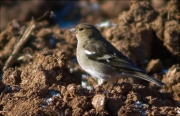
<box><xmin>69</xmin><ymin>23</ymin><xmax>165</xmax><ymax>87</ymax></box>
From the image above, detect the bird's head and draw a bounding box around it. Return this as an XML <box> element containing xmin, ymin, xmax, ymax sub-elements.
<box><xmin>69</xmin><ymin>23</ymin><xmax>102</xmax><ymax>42</ymax></box>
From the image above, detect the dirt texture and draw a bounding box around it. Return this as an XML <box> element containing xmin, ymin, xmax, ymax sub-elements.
<box><xmin>0</xmin><ymin>1</ymin><xmax>180</xmax><ymax>116</ymax></box>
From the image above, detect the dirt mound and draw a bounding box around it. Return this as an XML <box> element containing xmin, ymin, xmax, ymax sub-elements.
<box><xmin>0</xmin><ymin>1</ymin><xmax>179</xmax><ymax>116</ymax></box>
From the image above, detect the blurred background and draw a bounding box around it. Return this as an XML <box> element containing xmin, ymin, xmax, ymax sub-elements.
<box><xmin>1</xmin><ymin>0</ymin><xmax>169</xmax><ymax>31</ymax></box>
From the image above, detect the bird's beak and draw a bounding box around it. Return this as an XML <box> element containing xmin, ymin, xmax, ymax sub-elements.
<box><xmin>69</xmin><ymin>28</ymin><xmax>76</xmax><ymax>34</ymax></box>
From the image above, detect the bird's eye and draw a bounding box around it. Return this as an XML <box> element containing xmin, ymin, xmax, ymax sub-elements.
<box><xmin>79</xmin><ymin>28</ymin><xmax>84</xmax><ymax>31</ymax></box>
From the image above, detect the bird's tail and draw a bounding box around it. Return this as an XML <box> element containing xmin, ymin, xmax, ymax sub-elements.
<box><xmin>133</xmin><ymin>71</ymin><xmax>165</xmax><ymax>86</ymax></box>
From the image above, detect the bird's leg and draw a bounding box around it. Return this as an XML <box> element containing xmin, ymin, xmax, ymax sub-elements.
<box><xmin>115</xmin><ymin>80</ymin><xmax>118</xmax><ymax>85</ymax></box>
<box><xmin>109</xmin><ymin>80</ymin><xmax>119</xmax><ymax>92</ymax></box>
<box><xmin>94</xmin><ymin>79</ymin><xmax>105</xmax><ymax>89</ymax></box>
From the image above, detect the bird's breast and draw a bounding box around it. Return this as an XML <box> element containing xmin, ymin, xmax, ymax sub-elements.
<box><xmin>76</xmin><ymin>46</ymin><xmax>119</xmax><ymax>81</ymax></box>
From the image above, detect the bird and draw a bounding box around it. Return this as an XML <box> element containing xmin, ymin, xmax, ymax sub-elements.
<box><xmin>69</xmin><ymin>23</ymin><xmax>165</xmax><ymax>87</ymax></box>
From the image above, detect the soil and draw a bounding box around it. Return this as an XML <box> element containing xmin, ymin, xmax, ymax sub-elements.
<box><xmin>0</xmin><ymin>1</ymin><xmax>180</xmax><ymax>116</ymax></box>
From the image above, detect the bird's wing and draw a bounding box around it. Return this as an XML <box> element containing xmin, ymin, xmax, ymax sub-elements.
<box><xmin>83</xmin><ymin>39</ymin><xmax>145</xmax><ymax>73</ymax></box>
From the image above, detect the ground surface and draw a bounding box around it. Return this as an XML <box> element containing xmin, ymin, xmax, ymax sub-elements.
<box><xmin>0</xmin><ymin>1</ymin><xmax>179</xmax><ymax>116</ymax></box>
